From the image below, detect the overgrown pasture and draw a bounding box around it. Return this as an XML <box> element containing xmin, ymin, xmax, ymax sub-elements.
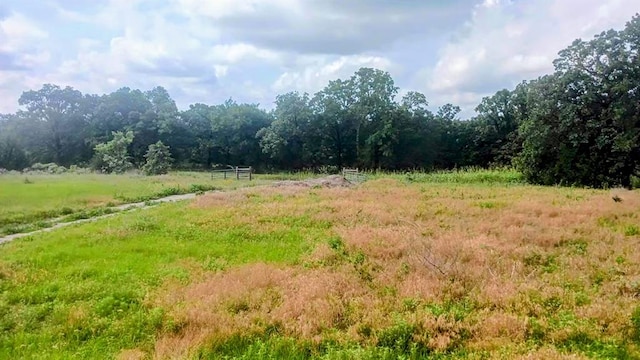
<box><xmin>1</xmin><ymin>172</ymin><xmax>639</xmax><ymax>359</ymax></box>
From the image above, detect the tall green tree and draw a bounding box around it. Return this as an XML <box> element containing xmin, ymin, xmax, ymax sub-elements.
<box><xmin>0</xmin><ymin>114</ymin><xmax>29</xmax><ymax>170</ymax></box>
<box><xmin>181</xmin><ymin>103</ymin><xmax>215</xmax><ymax>168</ymax></box>
<box><xmin>310</xmin><ymin>79</ymin><xmax>358</xmax><ymax>169</ymax></box>
<box><xmin>209</xmin><ymin>100</ymin><xmax>272</xmax><ymax>168</ymax></box>
<box><xmin>18</xmin><ymin>84</ymin><xmax>91</xmax><ymax>165</ymax></box>
<box><xmin>349</xmin><ymin>68</ymin><xmax>399</xmax><ymax>168</ymax></box>
<box><xmin>90</xmin><ymin>88</ymin><xmax>152</xmax><ymax>164</ymax></box>
<box><xmin>392</xmin><ymin>91</ymin><xmax>439</xmax><ymax>169</ymax></box>
<box><xmin>258</xmin><ymin>92</ymin><xmax>316</xmax><ymax>169</ymax></box>
<box><xmin>433</xmin><ymin>104</ymin><xmax>469</xmax><ymax>168</ymax></box>
<box><xmin>471</xmin><ymin>88</ymin><xmax>522</xmax><ymax>166</ymax></box>
<box><xmin>518</xmin><ymin>15</ymin><xmax>640</xmax><ymax>187</ymax></box>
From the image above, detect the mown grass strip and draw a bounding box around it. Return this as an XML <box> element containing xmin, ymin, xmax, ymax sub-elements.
<box><xmin>0</xmin><ymin>172</ymin><xmax>276</xmax><ymax>236</ymax></box>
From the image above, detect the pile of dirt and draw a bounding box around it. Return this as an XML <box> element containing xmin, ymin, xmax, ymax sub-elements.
<box><xmin>272</xmin><ymin>175</ymin><xmax>353</xmax><ymax>188</ymax></box>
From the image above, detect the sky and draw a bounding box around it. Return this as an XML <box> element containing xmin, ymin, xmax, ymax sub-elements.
<box><xmin>0</xmin><ymin>0</ymin><xmax>638</xmax><ymax>117</ymax></box>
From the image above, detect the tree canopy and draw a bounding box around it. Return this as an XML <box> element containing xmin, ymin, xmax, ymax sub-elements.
<box><xmin>0</xmin><ymin>15</ymin><xmax>639</xmax><ymax>187</ymax></box>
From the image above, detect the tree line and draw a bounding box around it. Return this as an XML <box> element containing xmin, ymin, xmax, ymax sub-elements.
<box><xmin>1</xmin><ymin>15</ymin><xmax>639</xmax><ymax>187</ymax></box>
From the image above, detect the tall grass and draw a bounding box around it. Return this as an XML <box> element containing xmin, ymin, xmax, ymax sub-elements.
<box><xmin>370</xmin><ymin>167</ymin><xmax>525</xmax><ymax>185</ymax></box>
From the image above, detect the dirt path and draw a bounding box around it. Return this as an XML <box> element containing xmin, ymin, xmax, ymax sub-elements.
<box><xmin>0</xmin><ymin>192</ymin><xmax>200</xmax><ymax>245</ymax></box>
<box><xmin>0</xmin><ymin>175</ymin><xmax>355</xmax><ymax>246</ymax></box>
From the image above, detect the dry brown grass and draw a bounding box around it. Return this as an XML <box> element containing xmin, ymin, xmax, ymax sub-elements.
<box><xmin>516</xmin><ymin>347</ymin><xmax>589</xmax><ymax>360</ymax></box>
<box><xmin>117</xmin><ymin>349</ymin><xmax>147</xmax><ymax>360</ymax></box>
<box><xmin>151</xmin><ymin>180</ymin><xmax>640</xmax><ymax>358</ymax></box>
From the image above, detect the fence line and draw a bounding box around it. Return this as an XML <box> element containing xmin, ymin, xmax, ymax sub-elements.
<box><xmin>211</xmin><ymin>166</ymin><xmax>253</xmax><ymax>180</ymax></box>
<box><xmin>235</xmin><ymin>167</ymin><xmax>252</xmax><ymax>181</ymax></box>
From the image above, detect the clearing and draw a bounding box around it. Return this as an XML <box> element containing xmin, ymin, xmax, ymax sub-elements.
<box><xmin>1</xmin><ymin>171</ymin><xmax>639</xmax><ymax>359</ymax></box>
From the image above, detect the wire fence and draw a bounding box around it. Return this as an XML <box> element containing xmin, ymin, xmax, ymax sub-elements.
<box><xmin>342</xmin><ymin>168</ymin><xmax>366</xmax><ymax>183</ymax></box>
<box><xmin>211</xmin><ymin>166</ymin><xmax>253</xmax><ymax>180</ymax></box>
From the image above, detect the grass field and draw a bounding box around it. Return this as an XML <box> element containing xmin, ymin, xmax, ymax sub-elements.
<box><xmin>0</xmin><ymin>172</ymin><xmax>278</xmax><ymax>236</ymax></box>
<box><xmin>1</xmin><ymin>170</ymin><xmax>640</xmax><ymax>359</ymax></box>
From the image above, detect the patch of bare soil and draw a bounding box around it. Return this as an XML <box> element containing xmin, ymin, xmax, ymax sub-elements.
<box><xmin>272</xmin><ymin>175</ymin><xmax>352</xmax><ymax>188</ymax></box>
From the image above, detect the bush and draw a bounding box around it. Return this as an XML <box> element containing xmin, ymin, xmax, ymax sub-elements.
<box><xmin>142</xmin><ymin>141</ymin><xmax>173</xmax><ymax>176</ymax></box>
<box><xmin>94</xmin><ymin>131</ymin><xmax>135</xmax><ymax>174</ymax></box>
<box><xmin>376</xmin><ymin>320</ymin><xmax>416</xmax><ymax>352</ymax></box>
<box><xmin>25</xmin><ymin>163</ymin><xmax>68</xmax><ymax>174</ymax></box>
<box><xmin>68</xmin><ymin>165</ymin><xmax>91</xmax><ymax>174</ymax></box>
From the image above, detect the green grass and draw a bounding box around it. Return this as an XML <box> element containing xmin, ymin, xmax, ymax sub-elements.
<box><xmin>0</xmin><ymin>172</ymin><xmax>277</xmax><ymax>236</ymax></box>
<box><xmin>198</xmin><ymin>334</ymin><xmax>449</xmax><ymax>360</ymax></box>
<box><xmin>1</xmin><ymin>169</ymin><xmax>638</xmax><ymax>359</ymax></box>
<box><xmin>0</xmin><ymin>202</ymin><xmax>331</xmax><ymax>359</ymax></box>
<box><xmin>374</xmin><ymin>167</ymin><xmax>525</xmax><ymax>185</ymax></box>
<box><xmin>258</xmin><ymin>168</ymin><xmax>525</xmax><ymax>185</ymax></box>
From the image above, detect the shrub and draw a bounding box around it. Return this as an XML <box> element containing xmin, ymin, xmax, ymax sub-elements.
<box><xmin>94</xmin><ymin>131</ymin><xmax>134</xmax><ymax>174</ymax></box>
<box><xmin>27</xmin><ymin>163</ymin><xmax>68</xmax><ymax>174</ymax></box>
<box><xmin>376</xmin><ymin>320</ymin><xmax>419</xmax><ymax>353</ymax></box>
<box><xmin>142</xmin><ymin>141</ymin><xmax>173</xmax><ymax>176</ymax></box>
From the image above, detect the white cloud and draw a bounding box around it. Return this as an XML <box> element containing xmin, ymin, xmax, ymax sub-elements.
<box><xmin>38</xmin><ymin>3</ymin><xmax>283</xmax><ymax>103</ymax></box>
<box><xmin>214</xmin><ymin>65</ymin><xmax>229</xmax><ymax>78</ymax></box>
<box><xmin>0</xmin><ymin>13</ymin><xmax>47</xmax><ymax>52</ymax></box>
<box><xmin>174</xmin><ymin>0</ymin><xmax>475</xmax><ymax>55</ymax></box>
<box><xmin>481</xmin><ymin>0</ymin><xmax>500</xmax><ymax>8</ymax></box>
<box><xmin>210</xmin><ymin>43</ymin><xmax>280</xmax><ymax>65</ymax></box>
<box><xmin>0</xmin><ymin>73</ymin><xmax>24</xmax><ymax>113</ymax></box>
<box><xmin>0</xmin><ymin>12</ymin><xmax>51</xmax><ymax>112</ymax></box>
<box><xmin>272</xmin><ymin>55</ymin><xmax>394</xmax><ymax>94</ymax></box>
<box><xmin>423</xmin><ymin>0</ymin><xmax>640</xmax><ymax>116</ymax></box>
<box><xmin>0</xmin><ymin>12</ymin><xmax>50</xmax><ymax>68</ymax></box>
<box><xmin>175</xmin><ymin>0</ymin><xmax>300</xmax><ymax>19</ymax></box>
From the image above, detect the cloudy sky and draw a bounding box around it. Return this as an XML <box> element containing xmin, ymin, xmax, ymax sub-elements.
<box><xmin>0</xmin><ymin>0</ymin><xmax>638</xmax><ymax>117</ymax></box>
